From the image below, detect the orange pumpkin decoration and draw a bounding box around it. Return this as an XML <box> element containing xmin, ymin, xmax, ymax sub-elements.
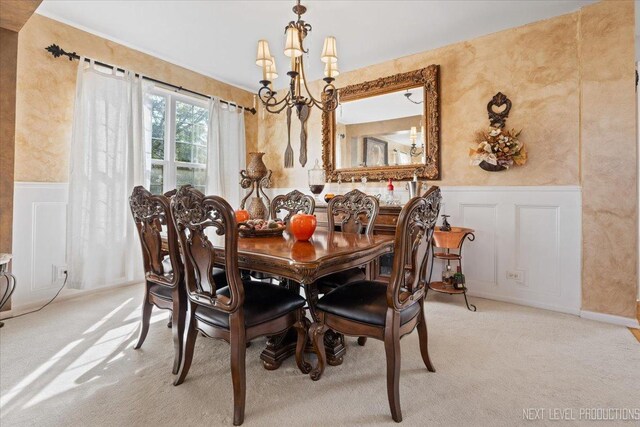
<box><xmin>290</xmin><ymin>214</ymin><xmax>317</xmax><ymax>242</ymax></box>
<box><xmin>235</xmin><ymin>209</ymin><xmax>250</xmax><ymax>223</ymax></box>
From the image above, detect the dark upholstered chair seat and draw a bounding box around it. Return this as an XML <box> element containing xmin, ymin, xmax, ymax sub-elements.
<box><xmin>194</xmin><ymin>281</ymin><xmax>306</xmax><ymax>329</ymax></box>
<box><xmin>316</xmin><ymin>280</ymin><xmax>420</xmax><ymax>327</ymax></box>
<box><xmin>316</xmin><ymin>267</ymin><xmax>366</xmax><ymax>293</ymax></box>
<box><xmin>149</xmin><ymin>283</ymin><xmax>173</xmax><ymax>301</ymax></box>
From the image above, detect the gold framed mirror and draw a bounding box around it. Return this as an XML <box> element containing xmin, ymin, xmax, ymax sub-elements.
<box><xmin>322</xmin><ymin>65</ymin><xmax>440</xmax><ymax>182</ymax></box>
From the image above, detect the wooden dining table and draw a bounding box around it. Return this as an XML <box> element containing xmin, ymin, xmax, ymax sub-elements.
<box><xmin>167</xmin><ymin>229</ymin><xmax>395</xmax><ymax>369</ymax></box>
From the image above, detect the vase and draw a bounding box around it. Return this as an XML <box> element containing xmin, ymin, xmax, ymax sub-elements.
<box><xmin>248</xmin><ymin>196</ymin><xmax>269</xmax><ymax>220</ymax></box>
<box><xmin>246</xmin><ymin>152</ymin><xmax>268</xmax><ymax>180</ymax></box>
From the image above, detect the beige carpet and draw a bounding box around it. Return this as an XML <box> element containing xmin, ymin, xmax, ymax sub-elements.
<box><xmin>1</xmin><ymin>284</ymin><xmax>638</xmax><ymax>427</ymax></box>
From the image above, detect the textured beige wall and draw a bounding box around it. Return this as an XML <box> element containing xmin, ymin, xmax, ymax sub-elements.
<box><xmin>580</xmin><ymin>0</ymin><xmax>637</xmax><ymax>318</ymax></box>
<box><xmin>258</xmin><ymin>1</ymin><xmax>638</xmax><ymax>318</ymax></box>
<box><xmin>0</xmin><ymin>0</ymin><xmax>42</xmax><ymax>32</ymax></box>
<box><xmin>0</xmin><ymin>28</ymin><xmax>17</xmax><ymax>257</ymax></box>
<box><xmin>14</xmin><ymin>14</ymin><xmax>257</xmax><ymax>183</ymax></box>
<box><xmin>259</xmin><ymin>11</ymin><xmax>581</xmax><ymax>188</ymax></box>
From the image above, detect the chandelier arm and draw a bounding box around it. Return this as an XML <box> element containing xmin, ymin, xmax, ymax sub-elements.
<box><xmin>265</xmin><ymin>92</ymin><xmax>293</xmax><ymax>114</ymax></box>
<box><xmin>258</xmin><ymin>85</ymin><xmax>293</xmax><ymax>113</ymax></box>
<box><xmin>299</xmin><ymin>60</ymin><xmax>338</xmax><ymax>111</ymax></box>
<box><xmin>266</xmin><ymin>100</ymin><xmax>293</xmax><ymax>114</ymax></box>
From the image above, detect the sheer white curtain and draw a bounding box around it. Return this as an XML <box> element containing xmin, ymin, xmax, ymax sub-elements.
<box><xmin>66</xmin><ymin>58</ymin><xmax>149</xmax><ymax>290</ymax></box>
<box><xmin>206</xmin><ymin>98</ymin><xmax>246</xmax><ymax>208</ymax></box>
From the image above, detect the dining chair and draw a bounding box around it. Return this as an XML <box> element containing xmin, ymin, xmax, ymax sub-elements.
<box><xmin>315</xmin><ymin>189</ymin><xmax>379</xmax><ymax>294</ymax></box>
<box><xmin>170</xmin><ymin>185</ymin><xmax>311</xmax><ymax>426</ymax></box>
<box><xmin>254</xmin><ymin>189</ymin><xmax>316</xmax><ymax>285</ymax></box>
<box><xmin>314</xmin><ymin>189</ymin><xmax>379</xmax><ymax>346</ymax></box>
<box><xmin>309</xmin><ymin>186</ymin><xmax>442</xmax><ymax>422</ymax></box>
<box><xmin>129</xmin><ymin>186</ymin><xmax>185</xmax><ymax>374</ymax></box>
<box><xmin>270</xmin><ymin>189</ymin><xmax>316</xmax><ymax>224</ymax></box>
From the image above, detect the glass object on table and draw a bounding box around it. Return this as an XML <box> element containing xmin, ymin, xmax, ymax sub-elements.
<box><xmin>308</xmin><ymin>159</ymin><xmax>325</xmax><ymax>202</ymax></box>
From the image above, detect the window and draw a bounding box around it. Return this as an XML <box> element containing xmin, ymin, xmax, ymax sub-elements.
<box><xmin>149</xmin><ymin>90</ymin><xmax>208</xmax><ymax>194</ymax></box>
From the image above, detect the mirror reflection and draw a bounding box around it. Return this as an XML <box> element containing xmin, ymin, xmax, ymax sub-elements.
<box><xmin>335</xmin><ymin>86</ymin><xmax>426</xmax><ymax>169</ymax></box>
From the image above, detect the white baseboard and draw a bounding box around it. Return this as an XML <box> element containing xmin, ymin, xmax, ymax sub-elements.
<box><xmin>2</xmin><ymin>278</ymin><xmax>143</xmax><ymax>317</ymax></box>
<box><xmin>580</xmin><ymin>310</ymin><xmax>640</xmax><ymax>328</ymax></box>
<box><xmin>466</xmin><ymin>290</ymin><xmax>581</xmax><ymax>316</ymax></box>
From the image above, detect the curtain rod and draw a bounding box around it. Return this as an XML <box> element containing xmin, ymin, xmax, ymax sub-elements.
<box><xmin>45</xmin><ymin>44</ymin><xmax>257</xmax><ymax>115</ymax></box>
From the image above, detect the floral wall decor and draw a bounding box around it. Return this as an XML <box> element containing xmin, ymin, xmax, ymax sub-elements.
<box><xmin>469</xmin><ymin>92</ymin><xmax>527</xmax><ymax>172</ymax></box>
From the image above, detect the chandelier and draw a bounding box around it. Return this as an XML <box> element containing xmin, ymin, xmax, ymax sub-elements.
<box><xmin>409</xmin><ymin>126</ymin><xmax>424</xmax><ymax>157</ymax></box>
<box><xmin>255</xmin><ymin>0</ymin><xmax>339</xmax><ymax>114</ymax></box>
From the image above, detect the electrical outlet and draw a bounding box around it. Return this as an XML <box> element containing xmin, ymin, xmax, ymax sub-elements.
<box><xmin>506</xmin><ymin>270</ymin><xmax>524</xmax><ymax>283</ymax></box>
<box><xmin>52</xmin><ymin>265</ymin><xmax>68</xmax><ymax>282</ymax></box>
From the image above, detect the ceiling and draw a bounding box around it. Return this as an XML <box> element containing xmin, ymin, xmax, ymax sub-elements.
<box><xmin>37</xmin><ymin>0</ymin><xmax>599</xmax><ymax>92</ymax></box>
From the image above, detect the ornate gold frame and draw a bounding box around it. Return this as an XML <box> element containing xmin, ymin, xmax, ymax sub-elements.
<box><xmin>322</xmin><ymin>65</ymin><xmax>441</xmax><ymax>182</ymax></box>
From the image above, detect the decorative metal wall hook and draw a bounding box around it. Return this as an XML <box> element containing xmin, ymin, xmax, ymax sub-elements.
<box><xmin>469</xmin><ymin>91</ymin><xmax>526</xmax><ymax>172</ymax></box>
<box><xmin>487</xmin><ymin>92</ymin><xmax>511</xmax><ymax>128</ymax></box>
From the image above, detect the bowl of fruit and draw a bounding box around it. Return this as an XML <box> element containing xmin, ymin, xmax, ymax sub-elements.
<box><xmin>238</xmin><ymin>218</ymin><xmax>286</xmax><ymax>238</ymax></box>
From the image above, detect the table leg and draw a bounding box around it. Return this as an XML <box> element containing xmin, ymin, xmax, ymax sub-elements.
<box><xmin>324</xmin><ymin>330</ymin><xmax>345</xmax><ymax>366</ymax></box>
<box><xmin>303</xmin><ymin>282</ymin><xmax>345</xmax><ymax>366</ymax></box>
<box><xmin>259</xmin><ymin>280</ymin><xmax>346</xmax><ymax>369</ymax></box>
<box><xmin>261</xmin><ymin>327</ymin><xmax>300</xmax><ymax>370</ymax></box>
<box><xmin>260</xmin><ymin>279</ymin><xmax>307</xmax><ymax>370</ymax></box>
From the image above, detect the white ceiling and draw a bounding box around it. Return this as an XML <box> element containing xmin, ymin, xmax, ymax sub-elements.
<box><xmin>37</xmin><ymin>0</ymin><xmax>598</xmax><ymax>92</ymax></box>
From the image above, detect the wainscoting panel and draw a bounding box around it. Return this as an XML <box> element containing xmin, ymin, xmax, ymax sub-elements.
<box><xmin>12</xmin><ymin>182</ymin><xmax>69</xmax><ymax>308</ymax></box>
<box><xmin>31</xmin><ymin>201</ymin><xmax>67</xmax><ymax>291</ymax></box>
<box><xmin>515</xmin><ymin>205</ymin><xmax>560</xmax><ymax>297</ymax></box>
<box><xmin>459</xmin><ymin>203</ymin><xmax>498</xmax><ymax>288</ymax></box>
<box><xmin>265</xmin><ymin>185</ymin><xmax>582</xmax><ymax>315</ymax></box>
<box><xmin>435</xmin><ymin>187</ymin><xmax>581</xmax><ymax>315</ymax></box>
<box><xmin>13</xmin><ymin>184</ymin><xmax>581</xmax><ymax>316</ymax></box>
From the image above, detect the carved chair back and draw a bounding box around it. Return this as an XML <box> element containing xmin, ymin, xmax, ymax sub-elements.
<box><xmin>327</xmin><ymin>189</ymin><xmax>379</xmax><ymax>235</ymax></box>
<box><xmin>171</xmin><ymin>185</ymin><xmax>244</xmax><ymax>312</ymax></box>
<box><xmin>130</xmin><ymin>186</ymin><xmax>181</xmax><ymax>287</ymax></box>
<box><xmin>387</xmin><ymin>186</ymin><xmax>441</xmax><ymax>311</ymax></box>
<box><xmin>270</xmin><ymin>189</ymin><xmax>315</xmax><ymax>224</ymax></box>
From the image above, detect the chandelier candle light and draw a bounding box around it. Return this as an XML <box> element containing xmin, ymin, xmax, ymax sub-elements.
<box><xmin>256</xmin><ymin>0</ymin><xmax>339</xmax><ymax>114</ymax></box>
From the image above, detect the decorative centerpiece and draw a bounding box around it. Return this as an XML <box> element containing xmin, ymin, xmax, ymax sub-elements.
<box><xmin>469</xmin><ymin>92</ymin><xmax>527</xmax><ymax>172</ymax></box>
<box><xmin>238</xmin><ymin>218</ymin><xmax>286</xmax><ymax>238</ymax></box>
<box><xmin>240</xmin><ymin>152</ymin><xmax>272</xmax><ymax>220</ymax></box>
